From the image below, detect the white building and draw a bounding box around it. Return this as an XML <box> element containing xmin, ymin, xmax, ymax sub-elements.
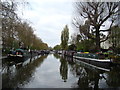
<box><xmin>101</xmin><ymin>40</ymin><xmax>111</xmax><ymax>49</ymax></box>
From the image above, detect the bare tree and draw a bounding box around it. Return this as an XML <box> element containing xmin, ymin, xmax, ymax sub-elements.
<box><xmin>73</xmin><ymin>2</ymin><xmax>119</xmax><ymax>51</ymax></box>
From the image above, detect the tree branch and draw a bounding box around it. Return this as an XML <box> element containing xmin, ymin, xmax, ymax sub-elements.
<box><xmin>100</xmin><ymin>29</ymin><xmax>110</xmax><ymax>32</ymax></box>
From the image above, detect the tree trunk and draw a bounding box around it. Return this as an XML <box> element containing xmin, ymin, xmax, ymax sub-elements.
<box><xmin>96</xmin><ymin>26</ymin><xmax>101</xmax><ymax>52</ymax></box>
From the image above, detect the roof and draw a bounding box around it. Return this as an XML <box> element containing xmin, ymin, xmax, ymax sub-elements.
<box><xmin>15</xmin><ymin>49</ymin><xmax>24</xmax><ymax>52</ymax></box>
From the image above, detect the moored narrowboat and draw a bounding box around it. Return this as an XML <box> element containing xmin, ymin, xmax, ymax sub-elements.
<box><xmin>73</xmin><ymin>52</ymin><xmax>113</xmax><ymax>69</ymax></box>
<box><xmin>8</xmin><ymin>49</ymin><xmax>29</xmax><ymax>58</ymax></box>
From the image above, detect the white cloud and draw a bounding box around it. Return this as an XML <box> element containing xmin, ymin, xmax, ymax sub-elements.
<box><xmin>18</xmin><ymin>0</ymin><xmax>74</xmax><ymax>47</ymax></box>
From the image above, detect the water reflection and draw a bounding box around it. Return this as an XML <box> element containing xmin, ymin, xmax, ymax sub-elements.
<box><xmin>60</xmin><ymin>56</ymin><xmax>68</xmax><ymax>82</ymax></box>
<box><xmin>2</xmin><ymin>54</ymin><xmax>120</xmax><ymax>88</ymax></box>
<box><xmin>54</xmin><ymin>54</ymin><xmax>74</xmax><ymax>82</ymax></box>
<box><xmin>2</xmin><ymin>55</ymin><xmax>48</xmax><ymax>88</ymax></box>
<box><xmin>105</xmin><ymin>67</ymin><xmax>120</xmax><ymax>87</ymax></box>
<box><xmin>69</xmin><ymin>59</ymin><xmax>108</xmax><ymax>88</ymax></box>
<box><xmin>53</xmin><ymin>54</ymin><xmax>61</xmax><ymax>59</ymax></box>
<box><xmin>57</xmin><ymin>54</ymin><xmax>120</xmax><ymax>89</ymax></box>
<box><xmin>77</xmin><ymin>68</ymin><xmax>100</xmax><ymax>89</ymax></box>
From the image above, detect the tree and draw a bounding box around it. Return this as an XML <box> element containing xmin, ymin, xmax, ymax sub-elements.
<box><xmin>53</xmin><ymin>45</ymin><xmax>61</xmax><ymax>50</ymax></box>
<box><xmin>109</xmin><ymin>25</ymin><xmax>120</xmax><ymax>53</ymax></box>
<box><xmin>2</xmin><ymin>1</ymin><xmax>21</xmax><ymax>52</ymax></box>
<box><xmin>70</xmin><ymin>34</ymin><xmax>81</xmax><ymax>50</ymax></box>
<box><xmin>73</xmin><ymin>2</ymin><xmax>119</xmax><ymax>51</ymax></box>
<box><xmin>68</xmin><ymin>44</ymin><xmax>76</xmax><ymax>51</ymax></box>
<box><xmin>1</xmin><ymin>0</ymin><xmax>49</xmax><ymax>53</ymax></box>
<box><xmin>61</xmin><ymin>25</ymin><xmax>69</xmax><ymax>50</ymax></box>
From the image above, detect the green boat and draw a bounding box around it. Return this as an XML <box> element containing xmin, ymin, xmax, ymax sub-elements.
<box><xmin>8</xmin><ymin>49</ymin><xmax>29</xmax><ymax>58</ymax></box>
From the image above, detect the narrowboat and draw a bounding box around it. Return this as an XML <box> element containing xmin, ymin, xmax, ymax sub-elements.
<box><xmin>73</xmin><ymin>52</ymin><xmax>113</xmax><ymax>69</ymax></box>
<box><xmin>8</xmin><ymin>49</ymin><xmax>29</xmax><ymax>59</ymax></box>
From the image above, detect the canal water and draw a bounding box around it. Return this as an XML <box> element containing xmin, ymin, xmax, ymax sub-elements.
<box><xmin>2</xmin><ymin>54</ymin><xmax>120</xmax><ymax>89</ymax></box>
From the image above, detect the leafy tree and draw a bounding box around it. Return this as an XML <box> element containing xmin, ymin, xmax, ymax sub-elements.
<box><xmin>109</xmin><ymin>26</ymin><xmax>120</xmax><ymax>48</ymax></box>
<box><xmin>2</xmin><ymin>1</ymin><xmax>21</xmax><ymax>52</ymax></box>
<box><xmin>73</xmin><ymin>2</ymin><xmax>119</xmax><ymax>51</ymax></box>
<box><xmin>70</xmin><ymin>33</ymin><xmax>96</xmax><ymax>52</ymax></box>
<box><xmin>1</xmin><ymin>0</ymin><xmax>49</xmax><ymax>54</ymax></box>
<box><xmin>109</xmin><ymin>26</ymin><xmax>120</xmax><ymax>53</ymax></box>
<box><xmin>53</xmin><ymin>45</ymin><xmax>61</xmax><ymax>50</ymax></box>
<box><xmin>68</xmin><ymin>44</ymin><xmax>76</xmax><ymax>51</ymax></box>
<box><xmin>77</xmin><ymin>39</ymin><xmax>96</xmax><ymax>52</ymax></box>
<box><xmin>61</xmin><ymin>25</ymin><xmax>69</xmax><ymax>50</ymax></box>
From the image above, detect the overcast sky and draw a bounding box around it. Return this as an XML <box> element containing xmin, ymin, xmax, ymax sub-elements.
<box><xmin>18</xmin><ymin>0</ymin><xmax>119</xmax><ymax>48</ymax></box>
<box><xmin>18</xmin><ymin>0</ymin><xmax>75</xmax><ymax>47</ymax></box>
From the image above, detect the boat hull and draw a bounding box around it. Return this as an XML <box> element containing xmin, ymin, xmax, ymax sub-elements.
<box><xmin>7</xmin><ymin>53</ymin><xmax>31</xmax><ymax>62</ymax></box>
<box><xmin>73</xmin><ymin>55</ymin><xmax>112</xmax><ymax>70</ymax></box>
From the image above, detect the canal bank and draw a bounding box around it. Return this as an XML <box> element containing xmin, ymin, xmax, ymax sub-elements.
<box><xmin>2</xmin><ymin>54</ymin><xmax>120</xmax><ymax>89</ymax></box>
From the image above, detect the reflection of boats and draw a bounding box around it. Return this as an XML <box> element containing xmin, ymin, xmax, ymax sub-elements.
<box><xmin>73</xmin><ymin>52</ymin><xmax>112</xmax><ymax>70</ymax></box>
<box><xmin>7</xmin><ymin>49</ymin><xmax>29</xmax><ymax>59</ymax></box>
<box><xmin>74</xmin><ymin>58</ymin><xmax>111</xmax><ymax>72</ymax></box>
<box><xmin>2</xmin><ymin>55</ymin><xmax>48</xmax><ymax>88</ymax></box>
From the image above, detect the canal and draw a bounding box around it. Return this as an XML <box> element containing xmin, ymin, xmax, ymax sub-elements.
<box><xmin>2</xmin><ymin>53</ymin><xmax>120</xmax><ymax>89</ymax></box>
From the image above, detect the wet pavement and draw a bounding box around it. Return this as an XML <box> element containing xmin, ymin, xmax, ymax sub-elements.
<box><xmin>2</xmin><ymin>54</ymin><xmax>120</xmax><ymax>89</ymax></box>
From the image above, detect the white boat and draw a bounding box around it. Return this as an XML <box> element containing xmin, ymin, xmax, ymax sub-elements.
<box><xmin>73</xmin><ymin>52</ymin><xmax>113</xmax><ymax>69</ymax></box>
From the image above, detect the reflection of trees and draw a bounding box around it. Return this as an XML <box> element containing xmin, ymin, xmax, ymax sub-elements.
<box><xmin>53</xmin><ymin>54</ymin><xmax>61</xmax><ymax>59</ymax></box>
<box><xmin>69</xmin><ymin>59</ymin><xmax>120</xmax><ymax>88</ymax></box>
<box><xmin>65</xmin><ymin>56</ymin><xmax>74</xmax><ymax>63</ymax></box>
<box><xmin>105</xmin><ymin>67</ymin><xmax>120</xmax><ymax>87</ymax></box>
<box><xmin>60</xmin><ymin>56</ymin><xmax>68</xmax><ymax>82</ymax></box>
<box><xmin>77</xmin><ymin>68</ymin><xmax>100</xmax><ymax>89</ymax></box>
<box><xmin>69</xmin><ymin>61</ymin><xmax>104</xmax><ymax>89</ymax></box>
<box><xmin>2</xmin><ymin>55</ymin><xmax>48</xmax><ymax>88</ymax></box>
<box><xmin>54</xmin><ymin>54</ymin><xmax>69</xmax><ymax>82</ymax></box>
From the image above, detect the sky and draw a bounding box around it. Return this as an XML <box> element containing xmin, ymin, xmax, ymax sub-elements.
<box><xmin>17</xmin><ymin>0</ymin><xmax>120</xmax><ymax>48</ymax></box>
<box><xmin>18</xmin><ymin>0</ymin><xmax>75</xmax><ymax>47</ymax></box>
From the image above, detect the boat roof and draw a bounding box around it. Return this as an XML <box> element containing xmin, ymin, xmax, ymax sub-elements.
<box><xmin>16</xmin><ymin>49</ymin><xmax>24</xmax><ymax>51</ymax></box>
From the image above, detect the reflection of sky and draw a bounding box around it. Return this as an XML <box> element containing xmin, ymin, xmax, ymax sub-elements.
<box><xmin>3</xmin><ymin>54</ymin><xmax>120</xmax><ymax>88</ymax></box>
<box><xmin>18</xmin><ymin>0</ymin><xmax>74</xmax><ymax>47</ymax></box>
<box><xmin>22</xmin><ymin>54</ymin><xmax>78</xmax><ymax>88</ymax></box>
<box><xmin>99</xmin><ymin>73</ymin><xmax>109</xmax><ymax>88</ymax></box>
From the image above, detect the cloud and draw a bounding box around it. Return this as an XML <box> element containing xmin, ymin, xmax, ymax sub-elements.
<box><xmin>18</xmin><ymin>0</ymin><xmax>74</xmax><ymax>47</ymax></box>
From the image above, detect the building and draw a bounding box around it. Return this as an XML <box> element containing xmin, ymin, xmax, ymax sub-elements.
<box><xmin>101</xmin><ymin>40</ymin><xmax>111</xmax><ymax>49</ymax></box>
